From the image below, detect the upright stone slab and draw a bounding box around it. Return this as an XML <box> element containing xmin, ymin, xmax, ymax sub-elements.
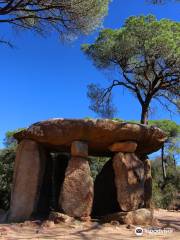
<box><xmin>9</xmin><ymin>140</ymin><xmax>46</xmax><ymax>222</ymax></box>
<box><xmin>144</xmin><ymin>159</ymin><xmax>152</xmax><ymax>208</ymax></box>
<box><xmin>113</xmin><ymin>152</ymin><xmax>144</xmax><ymax>211</ymax></box>
<box><xmin>59</xmin><ymin>141</ymin><xmax>93</xmax><ymax>218</ymax></box>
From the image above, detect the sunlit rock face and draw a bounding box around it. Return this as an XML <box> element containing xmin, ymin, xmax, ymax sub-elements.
<box><xmin>14</xmin><ymin>118</ymin><xmax>167</xmax><ymax>156</ymax></box>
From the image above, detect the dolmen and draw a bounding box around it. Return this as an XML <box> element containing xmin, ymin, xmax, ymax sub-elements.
<box><xmin>8</xmin><ymin>118</ymin><xmax>167</xmax><ymax>223</ymax></box>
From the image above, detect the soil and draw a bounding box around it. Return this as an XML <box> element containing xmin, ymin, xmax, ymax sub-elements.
<box><xmin>0</xmin><ymin>209</ymin><xmax>179</xmax><ymax>240</ymax></box>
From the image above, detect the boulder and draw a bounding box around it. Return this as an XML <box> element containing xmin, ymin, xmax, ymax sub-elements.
<box><xmin>59</xmin><ymin>157</ymin><xmax>93</xmax><ymax>218</ymax></box>
<box><xmin>108</xmin><ymin>141</ymin><xmax>137</xmax><ymax>153</ymax></box>
<box><xmin>102</xmin><ymin>208</ymin><xmax>154</xmax><ymax>225</ymax></box>
<box><xmin>113</xmin><ymin>153</ymin><xmax>144</xmax><ymax>211</ymax></box>
<box><xmin>8</xmin><ymin>140</ymin><xmax>47</xmax><ymax>222</ymax></box>
<box><xmin>71</xmin><ymin>141</ymin><xmax>88</xmax><ymax>158</ymax></box>
<box><xmin>14</xmin><ymin>119</ymin><xmax>167</xmax><ymax>155</ymax></box>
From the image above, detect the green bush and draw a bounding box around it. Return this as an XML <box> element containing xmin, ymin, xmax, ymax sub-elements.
<box><xmin>152</xmin><ymin>157</ymin><xmax>180</xmax><ymax>209</ymax></box>
<box><xmin>0</xmin><ymin>148</ymin><xmax>15</xmax><ymax>210</ymax></box>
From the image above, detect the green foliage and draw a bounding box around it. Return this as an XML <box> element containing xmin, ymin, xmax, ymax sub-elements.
<box><xmin>3</xmin><ymin>128</ymin><xmax>25</xmax><ymax>149</ymax></box>
<box><xmin>0</xmin><ymin>0</ymin><xmax>110</xmax><ymax>45</ymax></box>
<box><xmin>152</xmin><ymin>157</ymin><xmax>180</xmax><ymax>209</ymax></box>
<box><xmin>82</xmin><ymin>15</ymin><xmax>180</xmax><ymax>123</ymax></box>
<box><xmin>149</xmin><ymin>120</ymin><xmax>180</xmax><ymax>165</ymax></box>
<box><xmin>89</xmin><ymin>156</ymin><xmax>109</xmax><ymax>180</ymax></box>
<box><xmin>149</xmin><ymin>120</ymin><xmax>180</xmax><ymax>138</ymax></box>
<box><xmin>0</xmin><ymin>128</ymin><xmax>23</xmax><ymax>210</ymax></box>
<box><xmin>0</xmin><ymin>148</ymin><xmax>15</xmax><ymax>210</ymax></box>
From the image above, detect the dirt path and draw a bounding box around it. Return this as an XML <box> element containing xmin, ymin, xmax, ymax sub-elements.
<box><xmin>0</xmin><ymin>209</ymin><xmax>179</xmax><ymax>240</ymax></box>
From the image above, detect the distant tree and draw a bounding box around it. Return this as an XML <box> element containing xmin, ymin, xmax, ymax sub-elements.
<box><xmin>151</xmin><ymin>157</ymin><xmax>180</xmax><ymax>209</ymax></box>
<box><xmin>82</xmin><ymin>15</ymin><xmax>180</xmax><ymax>124</ymax></box>
<box><xmin>0</xmin><ymin>128</ymin><xmax>24</xmax><ymax>209</ymax></box>
<box><xmin>149</xmin><ymin>120</ymin><xmax>180</xmax><ymax>179</ymax></box>
<box><xmin>0</xmin><ymin>0</ymin><xmax>110</xmax><ymax>45</ymax></box>
<box><xmin>0</xmin><ymin>148</ymin><xmax>15</xmax><ymax>210</ymax></box>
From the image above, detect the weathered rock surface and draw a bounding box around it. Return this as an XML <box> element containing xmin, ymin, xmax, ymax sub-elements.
<box><xmin>144</xmin><ymin>159</ymin><xmax>152</xmax><ymax>208</ymax></box>
<box><xmin>8</xmin><ymin>140</ymin><xmax>47</xmax><ymax>222</ymax></box>
<box><xmin>49</xmin><ymin>212</ymin><xmax>73</xmax><ymax>224</ymax></box>
<box><xmin>59</xmin><ymin>157</ymin><xmax>93</xmax><ymax>218</ymax></box>
<box><xmin>113</xmin><ymin>153</ymin><xmax>144</xmax><ymax>211</ymax></box>
<box><xmin>108</xmin><ymin>141</ymin><xmax>137</xmax><ymax>153</ymax></box>
<box><xmin>14</xmin><ymin>119</ymin><xmax>167</xmax><ymax>155</ymax></box>
<box><xmin>71</xmin><ymin>141</ymin><xmax>88</xmax><ymax>157</ymax></box>
<box><xmin>92</xmin><ymin>159</ymin><xmax>120</xmax><ymax>217</ymax></box>
<box><xmin>102</xmin><ymin>208</ymin><xmax>154</xmax><ymax>225</ymax></box>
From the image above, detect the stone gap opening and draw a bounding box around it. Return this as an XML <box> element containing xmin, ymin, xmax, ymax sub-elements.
<box><xmin>92</xmin><ymin>157</ymin><xmax>120</xmax><ymax>218</ymax></box>
<box><xmin>35</xmin><ymin>152</ymin><xmax>70</xmax><ymax>218</ymax></box>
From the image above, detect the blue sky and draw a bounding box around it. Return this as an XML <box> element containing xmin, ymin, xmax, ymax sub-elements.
<box><xmin>0</xmin><ymin>0</ymin><xmax>180</xmax><ymax>148</ymax></box>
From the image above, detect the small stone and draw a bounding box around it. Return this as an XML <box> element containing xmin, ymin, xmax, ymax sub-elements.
<box><xmin>109</xmin><ymin>141</ymin><xmax>137</xmax><ymax>153</ymax></box>
<box><xmin>110</xmin><ymin>220</ymin><xmax>119</xmax><ymax>226</ymax></box>
<box><xmin>49</xmin><ymin>212</ymin><xmax>73</xmax><ymax>224</ymax></box>
<box><xmin>126</xmin><ymin>224</ymin><xmax>132</xmax><ymax>229</ymax></box>
<box><xmin>79</xmin><ymin>216</ymin><xmax>91</xmax><ymax>222</ymax></box>
<box><xmin>71</xmin><ymin>141</ymin><xmax>88</xmax><ymax>158</ymax></box>
<box><xmin>42</xmin><ymin>220</ymin><xmax>55</xmax><ymax>228</ymax></box>
<box><xmin>125</xmin><ymin>208</ymin><xmax>153</xmax><ymax>225</ymax></box>
<box><xmin>102</xmin><ymin>209</ymin><xmax>154</xmax><ymax>226</ymax></box>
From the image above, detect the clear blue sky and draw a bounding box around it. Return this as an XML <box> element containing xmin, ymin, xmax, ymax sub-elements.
<box><xmin>0</xmin><ymin>0</ymin><xmax>180</xmax><ymax>148</ymax></box>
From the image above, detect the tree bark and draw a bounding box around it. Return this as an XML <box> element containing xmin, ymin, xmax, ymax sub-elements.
<box><xmin>140</xmin><ymin>104</ymin><xmax>149</xmax><ymax>125</ymax></box>
<box><xmin>161</xmin><ymin>145</ymin><xmax>167</xmax><ymax>180</ymax></box>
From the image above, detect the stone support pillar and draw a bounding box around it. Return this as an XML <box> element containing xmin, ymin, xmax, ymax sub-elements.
<box><xmin>113</xmin><ymin>152</ymin><xmax>144</xmax><ymax>211</ymax></box>
<box><xmin>8</xmin><ymin>140</ymin><xmax>46</xmax><ymax>222</ymax></box>
<box><xmin>144</xmin><ymin>159</ymin><xmax>152</xmax><ymax>208</ymax></box>
<box><xmin>59</xmin><ymin>141</ymin><xmax>93</xmax><ymax>219</ymax></box>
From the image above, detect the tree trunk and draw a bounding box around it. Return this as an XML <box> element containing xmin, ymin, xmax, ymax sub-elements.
<box><xmin>161</xmin><ymin>145</ymin><xmax>167</xmax><ymax>180</ymax></box>
<box><xmin>173</xmin><ymin>154</ymin><xmax>176</xmax><ymax>169</ymax></box>
<box><xmin>140</xmin><ymin>105</ymin><xmax>149</xmax><ymax>125</ymax></box>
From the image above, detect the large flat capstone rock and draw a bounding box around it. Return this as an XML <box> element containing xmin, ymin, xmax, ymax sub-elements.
<box><xmin>14</xmin><ymin>119</ymin><xmax>167</xmax><ymax>156</ymax></box>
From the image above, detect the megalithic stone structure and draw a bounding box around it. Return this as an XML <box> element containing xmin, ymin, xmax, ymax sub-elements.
<box><xmin>8</xmin><ymin>140</ymin><xmax>47</xmax><ymax>222</ymax></box>
<box><xmin>59</xmin><ymin>141</ymin><xmax>94</xmax><ymax>218</ymax></box>
<box><xmin>7</xmin><ymin>118</ymin><xmax>167</xmax><ymax>222</ymax></box>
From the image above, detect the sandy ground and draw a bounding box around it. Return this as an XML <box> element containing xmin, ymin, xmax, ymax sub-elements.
<box><xmin>0</xmin><ymin>209</ymin><xmax>179</xmax><ymax>240</ymax></box>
